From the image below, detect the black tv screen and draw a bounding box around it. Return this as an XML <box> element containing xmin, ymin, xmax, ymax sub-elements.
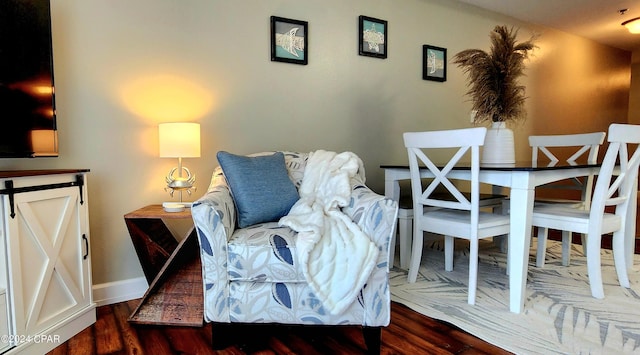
<box><xmin>0</xmin><ymin>0</ymin><xmax>57</xmax><ymax>158</ymax></box>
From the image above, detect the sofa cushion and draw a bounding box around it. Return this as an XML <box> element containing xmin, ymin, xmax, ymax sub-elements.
<box><xmin>217</xmin><ymin>151</ymin><xmax>299</xmax><ymax>228</ymax></box>
<box><xmin>227</xmin><ymin>222</ymin><xmax>305</xmax><ymax>282</ymax></box>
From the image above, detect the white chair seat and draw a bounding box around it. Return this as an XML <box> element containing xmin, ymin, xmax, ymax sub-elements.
<box><xmin>393</xmin><ymin>193</ymin><xmax>505</xmax><ymax>269</ymax></box>
<box><xmin>534</xmin><ymin>198</ymin><xmax>585</xmax><ymax>208</ymax></box>
<box><xmin>533</xmin><ymin>206</ymin><xmax>621</xmax><ymax>235</ymax></box>
<box><xmin>423</xmin><ymin>210</ymin><xmax>510</xmax><ymax>236</ymax></box>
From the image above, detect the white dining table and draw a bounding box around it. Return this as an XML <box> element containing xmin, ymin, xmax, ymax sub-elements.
<box><xmin>381</xmin><ymin>162</ymin><xmax>637</xmax><ymax>314</ymax></box>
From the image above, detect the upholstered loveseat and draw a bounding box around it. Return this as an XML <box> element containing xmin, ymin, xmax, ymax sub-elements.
<box><xmin>191</xmin><ymin>151</ymin><xmax>398</xmax><ymax>352</ymax></box>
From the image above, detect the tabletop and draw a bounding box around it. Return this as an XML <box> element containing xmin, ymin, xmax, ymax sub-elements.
<box><xmin>124</xmin><ymin>204</ymin><xmax>192</xmax><ymax>219</ymax></box>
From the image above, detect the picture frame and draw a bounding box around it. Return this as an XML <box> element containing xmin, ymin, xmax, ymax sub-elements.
<box><xmin>359</xmin><ymin>15</ymin><xmax>387</xmax><ymax>59</ymax></box>
<box><xmin>423</xmin><ymin>45</ymin><xmax>447</xmax><ymax>82</ymax></box>
<box><xmin>271</xmin><ymin>16</ymin><xmax>308</xmax><ymax>65</ymax></box>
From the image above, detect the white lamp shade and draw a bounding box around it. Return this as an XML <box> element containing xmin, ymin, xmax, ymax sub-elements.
<box><xmin>159</xmin><ymin>122</ymin><xmax>201</xmax><ymax>158</ymax></box>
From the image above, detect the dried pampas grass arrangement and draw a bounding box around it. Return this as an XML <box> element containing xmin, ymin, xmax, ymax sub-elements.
<box><xmin>452</xmin><ymin>25</ymin><xmax>537</xmax><ymax>125</ymax></box>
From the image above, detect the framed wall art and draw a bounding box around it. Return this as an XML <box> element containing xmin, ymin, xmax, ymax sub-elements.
<box><xmin>423</xmin><ymin>44</ymin><xmax>446</xmax><ymax>82</ymax></box>
<box><xmin>359</xmin><ymin>15</ymin><xmax>387</xmax><ymax>59</ymax></box>
<box><xmin>271</xmin><ymin>16</ymin><xmax>308</xmax><ymax>65</ymax></box>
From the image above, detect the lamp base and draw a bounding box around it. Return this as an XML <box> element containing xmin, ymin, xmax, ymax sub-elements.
<box><xmin>162</xmin><ymin>201</ymin><xmax>193</xmax><ymax>208</ymax></box>
<box><xmin>162</xmin><ymin>202</ymin><xmax>185</xmax><ymax>213</ymax></box>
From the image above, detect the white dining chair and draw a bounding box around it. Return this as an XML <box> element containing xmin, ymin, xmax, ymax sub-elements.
<box><xmin>529</xmin><ymin>132</ymin><xmax>606</xmax><ymax>267</ymax></box>
<box><xmin>404</xmin><ymin>127</ymin><xmax>511</xmax><ymax>305</ymax></box>
<box><xmin>531</xmin><ymin>123</ymin><xmax>640</xmax><ymax>299</ymax></box>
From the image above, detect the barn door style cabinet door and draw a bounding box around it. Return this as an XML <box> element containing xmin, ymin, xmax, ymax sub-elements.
<box><xmin>0</xmin><ymin>170</ymin><xmax>96</xmax><ymax>354</ymax></box>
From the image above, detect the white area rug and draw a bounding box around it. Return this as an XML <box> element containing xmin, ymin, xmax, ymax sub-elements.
<box><xmin>389</xmin><ymin>238</ymin><xmax>640</xmax><ymax>354</ymax></box>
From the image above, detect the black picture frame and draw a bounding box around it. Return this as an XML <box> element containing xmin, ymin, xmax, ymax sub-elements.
<box><xmin>423</xmin><ymin>45</ymin><xmax>447</xmax><ymax>82</ymax></box>
<box><xmin>271</xmin><ymin>16</ymin><xmax>308</xmax><ymax>65</ymax></box>
<box><xmin>359</xmin><ymin>15</ymin><xmax>387</xmax><ymax>59</ymax></box>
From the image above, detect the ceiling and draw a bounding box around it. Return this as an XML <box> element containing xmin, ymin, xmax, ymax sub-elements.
<box><xmin>457</xmin><ymin>0</ymin><xmax>640</xmax><ymax>52</ymax></box>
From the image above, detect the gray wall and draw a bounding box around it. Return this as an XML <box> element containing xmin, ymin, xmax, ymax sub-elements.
<box><xmin>0</xmin><ymin>0</ymin><xmax>631</xmax><ymax>293</ymax></box>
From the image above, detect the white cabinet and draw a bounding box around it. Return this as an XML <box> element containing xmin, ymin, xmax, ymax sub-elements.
<box><xmin>0</xmin><ymin>171</ymin><xmax>95</xmax><ymax>354</ymax></box>
<box><xmin>0</xmin><ymin>289</ymin><xmax>9</xmax><ymax>354</ymax></box>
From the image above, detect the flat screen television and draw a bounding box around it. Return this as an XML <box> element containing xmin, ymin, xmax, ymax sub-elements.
<box><xmin>0</xmin><ymin>0</ymin><xmax>57</xmax><ymax>158</ymax></box>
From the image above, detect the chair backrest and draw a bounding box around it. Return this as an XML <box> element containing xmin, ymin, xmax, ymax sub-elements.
<box><xmin>529</xmin><ymin>132</ymin><xmax>605</xmax><ymax>166</ymax></box>
<box><xmin>529</xmin><ymin>132</ymin><xmax>606</xmax><ymax>204</ymax></box>
<box><xmin>403</xmin><ymin>127</ymin><xmax>487</xmax><ymax>230</ymax></box>
<box><xmin>589</xmin><ymin>124</ymin><xmax>640</xmax><ymax>226</ymax></box>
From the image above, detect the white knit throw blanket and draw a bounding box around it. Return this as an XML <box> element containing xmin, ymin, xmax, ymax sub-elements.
<box><xmin>279</xmin><ymin>150</ymin><xmax>379</xmax><ymax>315</ymax></box>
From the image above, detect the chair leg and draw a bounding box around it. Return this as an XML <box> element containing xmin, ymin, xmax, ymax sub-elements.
<box><xmin>362</xmin><ymin>326</ymin><xmax>381</xmax><ymax>355</ymax></box>
<box><xmin>444</xmin><ymin>235</ymin><xmax>454</xmax><ymax>271</ymax></box>
<box><xmin>535</xmin><ymin>227</ymin><xmax>549</xmax><ymax>267</ymax></box>
<box><xmin>496</xmin><ymin>235</ymin><xmax>508</xmax><ymax>254</ymax></box>
<box><xmin>561</xmin><ymin>231</ymin><xmax>572</xmax><ymax>266</ymax></box>
<box><xmin>407</xmin><ymin>226</ymin><xmax>423</xmax><ymax>283</ymax></box>
<box><xmin>495</xmin><ymin>200</ymin><xmax>509</xmax><ymax>253</ymax></box>
<box><xmin>398</xmin><ymin>215</ymin><xmax>413</xmax><ymax>269</ymax></box>
<box><xmin>468</xmin><ymin>239</ymin><xmax>479</xmax><ymax>305</ymax></box>
<box><xmin>612</xmin><ymin>229</ymin><xmax>631</xmax><ymax>288</ymax></box>
<box><xmin>586</xmin><ymin>232</ymin><xmax>605</xmax><ymax>299</ymax></box>
<box><xmin>506</xmin><ymin>234</ymin><xmax>510</xmax><ymax>276</ymax></box>
<box><xmin>388</xmin><ymin>233</ymin><xmax>396</xmax><ymax>269</ymax></box>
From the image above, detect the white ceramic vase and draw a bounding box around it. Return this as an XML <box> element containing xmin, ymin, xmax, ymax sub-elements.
<box><xmin>482</xmin><ymin>121</ymin><xmax>515</xmax><ymax>164</ymax></box>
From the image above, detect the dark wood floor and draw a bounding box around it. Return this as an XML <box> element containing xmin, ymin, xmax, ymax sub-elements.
<box><xmin>47</xmin><ymin>299</ymin><xmax>511</xmax><ymax>355</ymax></box>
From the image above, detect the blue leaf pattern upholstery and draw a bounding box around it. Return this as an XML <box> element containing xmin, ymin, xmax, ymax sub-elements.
<box><xmin>197</xmin><ymin>228</ymin><xmax>213</xmax><ymax>256</ymax></box>
<box><xmin>227</xmin><ymin>223</ymin><xmax>304</xmax><ymax>282</ymax></box>
<box><xmin>270</xmin><ymin>234</ymin><xmax>294</xmax><ymax>265</ymax></box>
<box><xmin>272</xmin><ymin>283</ymin><xmax>292</xmax><ymax>309</ymax></box>
<box><xmin>192</xmin><ymin>151</ymin><xmax>398</xmax><ymax>327</ymax></box>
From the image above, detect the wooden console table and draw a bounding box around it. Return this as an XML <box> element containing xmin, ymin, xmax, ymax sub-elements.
<box><xmin>124</xmin><ymin>204</ymin><xmax>203</xmax><ymax>326</ymax></box>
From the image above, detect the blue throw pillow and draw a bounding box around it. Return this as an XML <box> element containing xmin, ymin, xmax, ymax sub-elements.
<box><xmin>217</xmin><ymin>151</ymin><xmax>299</xmax><ymax>228</ymax></box>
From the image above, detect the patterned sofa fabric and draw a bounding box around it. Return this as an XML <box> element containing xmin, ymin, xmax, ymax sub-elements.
<box><xmin>227</xmin><ymin>222</ymin><xmax>305</xmax><ymax>283</ymax></box>
<box><xmin>192</xmin><ymin>151</ymin><xmax>398</xmax><ymax>326</ymax></box>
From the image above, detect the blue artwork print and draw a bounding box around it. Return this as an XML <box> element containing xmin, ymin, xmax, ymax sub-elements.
<box><xmin>427</xmin><ymin>49</ymin><xmax>445</xmax><ymax>77</ymax></box>
<box><xmin>362</xmin><ymin>20</ymin><xmax>385</xmax><ymax>53</ymax></box>
<box><xmin>275</xmin><ymin>22</ymin><xmax>305</xmax><ymax>60</ymax></box>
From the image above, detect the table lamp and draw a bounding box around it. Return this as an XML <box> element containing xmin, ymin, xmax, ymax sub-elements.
<box><xmin>159</xmin><ymin>122</ymin><xmax>201</xmax><ymax>207</ymax></box>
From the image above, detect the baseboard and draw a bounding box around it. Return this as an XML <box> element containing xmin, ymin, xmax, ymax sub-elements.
<box><xmin>92</xmin><ymin>277</ymin><xmax>148</xmax><ymax>307</ymax></box>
